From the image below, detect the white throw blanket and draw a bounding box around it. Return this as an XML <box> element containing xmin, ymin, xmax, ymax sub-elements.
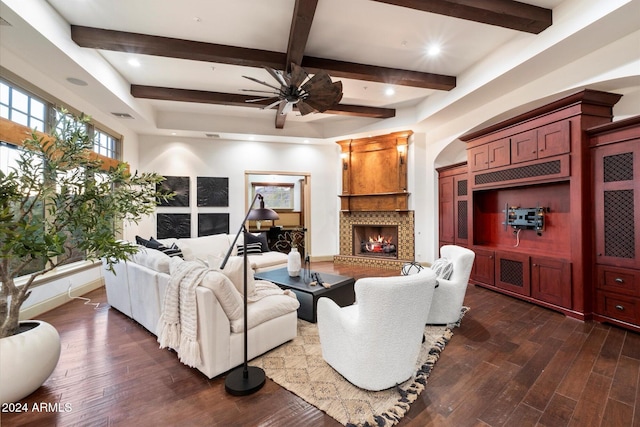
<box><xmin>157</xmin><ymin>259</ymin><xmax>209</xmax><ymax>368</ymax></box>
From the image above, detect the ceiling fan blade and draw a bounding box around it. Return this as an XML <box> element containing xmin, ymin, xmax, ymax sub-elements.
<box><xmin>289</xmin><ymin>63</ymin><xmax>308</xmax><ymax>88</ymax></box>
<box><xmin>242</xmin><ymin>75</ymin><xmax>281</xmax><ymax>91</ymax></box>
<box><xmin>262</xmin><ymin>99</ymin><xmax>282</xmax><ymax>110</ymax></box>
<box><xmin>245</xmin><ymin>96</ymin><xmax>279</xmax><ymax>103</ymax></box>
<box><xmin>264</xmin><ymin>67</ymin><xmax>287</xmax><ymax>87</ymax></box>
<box><xmin>241</xmin><ymin>89</ymin><xmax>279</xmax><ymax>95</ymax></box>
<box><xmin>296</xmin><ymin>100</ymin><xmax>316</xmax><ymax>116</ymax></box>
<box><xmin>303</xmin><ymin>81</ymin><xmax>343</xmax><ymax>112</ymax></box>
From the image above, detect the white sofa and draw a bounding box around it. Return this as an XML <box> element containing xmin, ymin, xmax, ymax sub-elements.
<box><xmin>102</xmin><ymin>234</ymin><xmax>299</xmax><ymax>379</ymax></box>
<box><xmin>153</xmin><ymin>232</ymin><xmax>289</xmax><ymax>273</ymax></box>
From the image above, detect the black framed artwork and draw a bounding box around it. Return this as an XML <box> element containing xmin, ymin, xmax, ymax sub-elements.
<box><xmin>157</xmin><ymin>213</ymin><xmax>191</xmax><ymax>239</ymax></box>
<box><xmin>197</xmin><ymin>177</ymin><xmax>229</xmax><ymax>207</ymax></box>
<box><xmin>158</xmin><ymin>176</ymin><xmax>190</xmax><ymax>207</ymax></box>
<box><xmin>198</xmin><ymin>213</ymin><xmax>230</xmax><ymax>237</ymax></box>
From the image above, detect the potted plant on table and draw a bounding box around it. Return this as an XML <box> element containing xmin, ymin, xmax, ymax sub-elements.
<box><xmin>0</xmin><ymin>110</ymin><xmax>168</xmax><ymax>403</ymax></box>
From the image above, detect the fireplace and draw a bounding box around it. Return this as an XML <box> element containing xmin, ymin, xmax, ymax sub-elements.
<box><xmin>335</xmin><ymin>211</ymin><xmax>414</xmax><ymax>269</ymax></box>
<box><xmin>353</xmin><ymin>225</ymin><xmax>398</xmax><ymax>259</ymax></box>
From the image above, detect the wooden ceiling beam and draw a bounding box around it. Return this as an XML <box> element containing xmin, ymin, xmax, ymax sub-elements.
<box><xmin>285</xmin><ymin>0</ymin><xmax>319</xmax><ymax>70</ymax></box>
<box><xmin>371</xmin><ymin>0</ymin><xmax>552</xmax><ymax>34</ymax></box>
<box><xmin>302</xmin><ymin>56</ymin><xmax>455</xmax><ymax>90</ymax></box>
<box><xmin>72</xmin><ymin>25</ymin><xmax>455</xmax><ymax>91</ymax></box>
<box><xmin>71</xmin><ymin>26</ymin><xmax>286</xmax><ymax>70</ymax></box>
<box><xmin>130</xmin><ymin>85</ymin><xmax>396</xmax><ymax>119</ymax></box>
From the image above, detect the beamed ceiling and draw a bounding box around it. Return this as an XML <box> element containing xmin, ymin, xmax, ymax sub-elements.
<box><xmin>15</xmin><ymin>0</ymin><xmax>640</xmax><ymax>144</ymax></box>
<box><xmin>66</xmin><ymin>0</ymin><xmax>551</xmax><ymax>129</ymax></box>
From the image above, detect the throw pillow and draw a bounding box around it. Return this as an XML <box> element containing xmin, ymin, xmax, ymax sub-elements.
<box><xmin>244</xmin><ymin>232</ymin><xmax>270</xmax><ymax>252</ymax></box>
<box><xmin>157</xmin><ymin>242</ymin><xmax>184</xmax><ymax>258</ymax></box>
<box><xmin>236</xmin><ymin>242</ymin><xmax>263</xmax><ymax>256</ymax></box>
<box><xmin>208</xmin><ymin>254</ymin><xmax>256</xmax><ymax>296</ymax></box>
<box><xmin>431</xmin><ymin>257</ymin><xmax>454</xmax><ymax>280</ymax></box>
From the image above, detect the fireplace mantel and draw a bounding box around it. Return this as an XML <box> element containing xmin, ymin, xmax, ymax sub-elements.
<box><xmin>338</xmin><ymin>192</ymin><xmax>409</xmax><ymax>212</ymax></box>
<box><xmin>337</xmin><ymin>131</ymin><xmax>412</xmax><ymax>212</ymax></box>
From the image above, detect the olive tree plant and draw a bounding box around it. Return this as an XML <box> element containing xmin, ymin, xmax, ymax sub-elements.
<box><xmin>0</xmin><ymin>111</ymin><xmax>169</xmax><ymax>338</ymax></box>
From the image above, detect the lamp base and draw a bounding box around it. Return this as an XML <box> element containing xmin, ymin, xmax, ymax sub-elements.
<box><xmin>225</xmin><ymin>366</ymin><xmax>266</xmax><ymax>396</ymax></box>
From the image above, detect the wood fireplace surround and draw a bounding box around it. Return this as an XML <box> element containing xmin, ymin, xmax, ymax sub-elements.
<box><xmin>334</xmin><ymin>131</ymin><xmax>414</xmax><ymax>269</ymax></box>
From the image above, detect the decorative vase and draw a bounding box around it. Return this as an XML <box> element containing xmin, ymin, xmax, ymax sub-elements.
<box><xmin>0</xmin><ymin>320</ymin><xmax>61</xmax><ymax>404</ymax></box>
<box><xmin>287</xmin><ymin>247</ymin><xmax>301</xmax><ymax>277</ymax></box>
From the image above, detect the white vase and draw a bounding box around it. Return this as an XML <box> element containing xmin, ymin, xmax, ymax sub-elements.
<box><xmin>0</xmin><ymin>320</ymin><xmax>61</xmax><ymax>404</ymax></box>
<box><xmin>287</xmin><ymin>247</ymin><xmax>301</xmax><ymax>277</ymax></box>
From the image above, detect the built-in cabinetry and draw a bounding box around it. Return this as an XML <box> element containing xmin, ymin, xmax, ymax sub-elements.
<box><xmin>588</xmin><ymin>116</ymin><xmax>640</xmax><ymax>331</ymax></box>
<box><xmin>436</xmin><ymin>162</ymin><xmax>469</xmax><ymax>248</ymax></box>
<box><xmin>450</xmin><ymin>89</ymin><xmax>623</xmax><ymax>320</ymax></box>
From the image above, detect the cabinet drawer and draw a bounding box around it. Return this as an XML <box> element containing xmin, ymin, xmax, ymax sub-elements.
<box><xmin>596</xmin><ymin>265</ymin><xmax>640</xmax><ymax>297</ymax></box>
<box><xmin>596</xmin><ymin>291</ymin><xmax>640</xmax><ymax>325</ymax></box>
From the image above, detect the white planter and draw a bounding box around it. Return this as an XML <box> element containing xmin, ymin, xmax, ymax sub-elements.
<box><xmin>287</xmin><ymin>247</ymin><xmax>301</xmax><ymax>277</ymax></box>
<box><xmin>0</xmin><ymin>320</ymin><xmax>61</xmax><ymax>404</ymax></box>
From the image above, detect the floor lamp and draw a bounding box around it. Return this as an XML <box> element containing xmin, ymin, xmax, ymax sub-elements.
<box><xmin>221</xmin><ymin>193</ymin><xmax>279</xmax><ymax>396</ymax></box>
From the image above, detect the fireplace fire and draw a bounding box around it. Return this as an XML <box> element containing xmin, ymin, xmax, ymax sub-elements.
<box><xmin>353</xmin><ymin>225</ymin><xmax>398</xmax><ymax>259</ymax></box>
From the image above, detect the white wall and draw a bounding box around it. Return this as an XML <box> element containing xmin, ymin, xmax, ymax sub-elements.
<box><xmin>134</xmin><ymin>136</ymin><xmax>341</xmax><ymax>258</ymax></box>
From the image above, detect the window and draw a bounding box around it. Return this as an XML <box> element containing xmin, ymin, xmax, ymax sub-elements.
<box><xmin>1</xmin><ymin>79</ymin><xmax>121</xmax><ymax>160</ymax></box>
<box><xmin>0</xmin><ymin>142</ymin><xmax>47</xmax><ymax>276</ymax></box>
<box><xmin>93</xmin><ymin>128</ymin><xmax>118</xmax><ymax>158</ymax></box>
<box><xmin>0</xmin><ymin>80</ymin><xmax>46</xmax><ymax>132</ymax></box>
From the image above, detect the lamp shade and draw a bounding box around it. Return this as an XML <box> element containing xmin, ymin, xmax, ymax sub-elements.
<box><xmin>247</xmin><ymin>196</ymin><xmax>280</xmax><ymax>221</ymax></box>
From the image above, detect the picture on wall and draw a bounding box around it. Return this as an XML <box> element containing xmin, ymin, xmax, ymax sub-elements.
<box><xmin>198</xmin><ymin>213</ymin><xmax>230</xmax><ymax>237</ymax></box>
<box><xmin>197</xmin><ymin>177</ymin><xmax>229</xmax><ymax>207</ymax></box>
<box><xmin>158</xmin><ymin>176</ymin><xmax>190</xmax><ymax>207</ymax></box>
<box><xmin>157</xmin><ymin>213</ymin><xmax>191</xmax><ymax>239</ymax></box>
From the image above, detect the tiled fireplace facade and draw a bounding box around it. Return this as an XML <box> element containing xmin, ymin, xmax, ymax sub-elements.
<box><xmin>334</xmin><ymin>211</ymin><xmax>414</xmax><ymax>270</ymax></box>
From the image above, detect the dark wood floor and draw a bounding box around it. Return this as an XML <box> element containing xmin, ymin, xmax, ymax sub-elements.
<box><xmin>3</xmin><ymin>262</ymin><xmax>640</xmax><ymax>427</ymax></box>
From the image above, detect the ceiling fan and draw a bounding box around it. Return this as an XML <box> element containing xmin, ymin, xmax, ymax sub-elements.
<box><xmin>242</xmin><ymin>63</ymin><xmax>343</xmax><ymax>116</ymax></box>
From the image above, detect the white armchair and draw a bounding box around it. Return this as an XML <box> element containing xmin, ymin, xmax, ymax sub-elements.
<box><xmin>425</xmin><ymin>245</ymin><xmax>475</xmax><ymax>325</ymax></box>
<box><xmin>316</xmin><ymin>269</ymin><xmax>437</xmax><ymax>391</ymax></box>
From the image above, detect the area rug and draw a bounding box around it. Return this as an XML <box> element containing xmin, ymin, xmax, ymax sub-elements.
<box><xmin>249</xmin><ymin>308</ymin><xmax>467</xmax><ymax>427</ymax></box>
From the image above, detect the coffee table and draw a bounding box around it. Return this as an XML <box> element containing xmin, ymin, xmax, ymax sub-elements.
<box><xmin>254</xmin><ymin>267</ymin><xmax>356</xmax><ymax>322</ymax></box>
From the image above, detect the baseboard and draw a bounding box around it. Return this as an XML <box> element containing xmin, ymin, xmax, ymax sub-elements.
<box><xmin>310</xmin><ymin>255</ymin><xmax>335</xmax><ymax>262</ymax></box>
<box><xmin>19</xmin><ymin>278</ymin><xmax>105</xmax><ymax>320</ymax></box>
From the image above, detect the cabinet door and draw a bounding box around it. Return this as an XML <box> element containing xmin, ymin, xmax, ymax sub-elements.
<box><xmin>471</xmin><ymin>248</ymin><xmax>495</xmax><ymax>285</ymax></box>
<box><xmin>496</xmin><ymin>251</ymin><xmax>530</xmax><ymax>295</ymax></box>
<box><xmin>469</xmin><ymin>145</ymin><xmax>489</xmax><ymax>172</ymax></box>
<box><xmin>454</xmin><ymin>175</ymin><xmax>469</xmax><ymax>245</ymax></box>
<box><xmin>594</xmin><ymin>140</ymin><xmax>640</xmax><ymax>268</ymax></box>
<box><xmin>511</xmin><ymin>129</ymin><xmax>538</xmax><ymax>164</ymax></box>
<box><xmin>531</xmin><ymin>256</ymin><xmax>571</xmax><ymax>308</ymax></box>
<box><xmin>438</xmin><ymin>175</ymin><xmax>455</xmax><ymax>244</ymax></box>
<box><xmin>537</xmin><ymin>121</ymin><xmax>570</xmax><ymax>159</ymax></box>
<box><xmin>488</xmin><ymin>138</ymin><xmax>510</xmax><ymax>168</ymax></box>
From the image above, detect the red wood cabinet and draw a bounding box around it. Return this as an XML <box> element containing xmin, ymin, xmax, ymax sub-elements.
<box><xmin>590</xmin><ymin>116</ymin><xmax>640</xmax><ymax>331</ymax></box>
<box><xmin>437</xmin><ymin>163</ymin><xmax>469</xmax><ymax>248</ymax></box>
<box><xmin>452</xmin><ymin>89</ymin><xmax>624</xmax><ymax>320</ymax></box>
<box><xmin>469</xmin><ymin>138</ymin><xmax>510</xmax><ymax>171</ymax></box>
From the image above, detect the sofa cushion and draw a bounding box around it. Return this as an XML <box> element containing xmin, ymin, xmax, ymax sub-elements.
<box><xmin>130</xmin><ymin>246</ymin><xmax>172</xmax><ymax>274</ymax></box>
<box><xmin>248</xmin><ymin>251</ymin><xmax>288</xmax><ymax>271</ymax></box>
<box><xmin>199</xmin><ymin>270</ymin><xmax>243</xmax><ymax>322</ymax></box>
<box><xmin>208</xmin><ymin>254</ymin><xmax>256</xmax><ymax>296</ymax></box>
<box><xmin>177</xmin><ymin>234</ymin><xmax>231</xmax><ymax>261</ymax></box>
<box><xmin>230</xmin><ymin>281</ymin><xmax>300</xmax><ymax>333</ymax></box>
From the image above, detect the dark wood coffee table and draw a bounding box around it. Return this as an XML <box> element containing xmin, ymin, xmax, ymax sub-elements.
<box><xmin>254</xmin><ymin>268</ymin><xmax>356</xmax><ymax>322</ymax></box>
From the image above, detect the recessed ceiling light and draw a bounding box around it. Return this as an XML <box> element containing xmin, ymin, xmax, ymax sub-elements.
<box><xmin>427</xmin><ymin>44</ymin><xmax>441</xmax><ymax>56</ymax></box>
<box><xmin>66</xmin><ymin>77</ymin><xmax>88</xmax><ymax>86</ymax></box>
<box><xmin>128</xmin><ymin>58</ymin><xmax>141</xmax><ymax>67</ymax></box>
<box><xmin>385</xmin><ymin>87</ymin><xmax>395</xmax><ymax>96</ymax></box>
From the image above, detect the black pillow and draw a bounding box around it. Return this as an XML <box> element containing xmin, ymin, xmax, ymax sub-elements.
<box><xmin>135</xmin><ymin>235</ymin><xmax>151</xmax><ymax>247</ymax></box>
<box><xmin>244</xmin><ymin>232</ymin><xmax>270</xmax><ymax>252</ymax></box>
<box><xmin>147</xmin><ymin>237</ymin><xmax>165</xmax><ymax>250</ymax></box>
<box><xmin>237</xmin><ymin>242</ymin><xmax>263</xmax><ymax>256</ymax></box>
